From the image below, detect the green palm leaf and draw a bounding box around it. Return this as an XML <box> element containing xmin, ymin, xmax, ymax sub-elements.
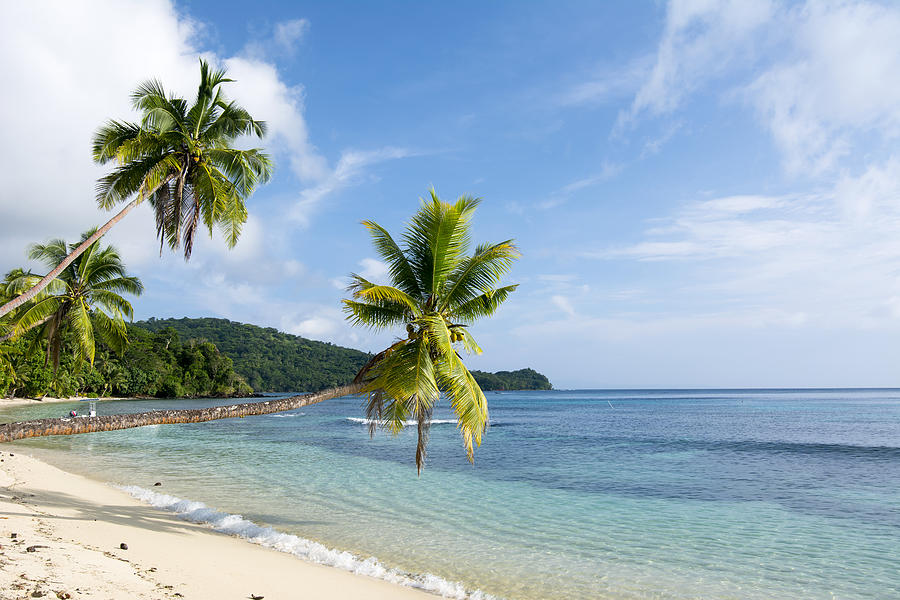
<box><xmin>345</xmin><ymin>190</ymin><xmax>517</xmax><ymax>472</ymax></box>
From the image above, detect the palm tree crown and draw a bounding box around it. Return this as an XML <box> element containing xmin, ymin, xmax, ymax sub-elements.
<box><xmin>9</xmin><ymin>230</ymin><xmax>143</xmax><ymax>370</ymax></box>
<box><xmin>344</xmin><ymin>190</ymin><xmax>519</xmax><ymax>473</ymax></box>
<box><xmin>92</xmin><ymin>59</ymin><xmax>273</xmax><ymax>259</ymax></box>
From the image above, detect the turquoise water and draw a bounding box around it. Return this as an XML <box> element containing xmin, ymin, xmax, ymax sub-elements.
<box><xmin>2</xmin><ymin>389</ymin><xmax>899</xmax><ymax>599</ymax></box>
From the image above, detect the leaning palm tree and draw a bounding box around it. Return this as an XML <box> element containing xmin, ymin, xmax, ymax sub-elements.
<box><xmin>0</xmin><ymin>193</ymin><xmax>519</xmax><ymax>476</ymax></box>
<box><xmin>344</xmin><ymin>190</ymin><xmax>519</xmax><ymax>473</ymax></box>
<box><xmin>9</xmin><ymin>229</ymin><xmax>143</xmax><ymax>371</ymax></box>
<box><xmin>0</xmin><ymin>59</ymin><xmax>272</xmax><ymax>319</ymax></box>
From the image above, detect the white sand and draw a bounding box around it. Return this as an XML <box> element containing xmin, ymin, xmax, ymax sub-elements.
<box><xmin>0</xmin><ymin>450</ymin><xmax>434</xmax><ymax>600</ymax></box>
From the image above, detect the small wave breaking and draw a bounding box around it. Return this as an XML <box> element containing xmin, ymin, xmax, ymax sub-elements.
<box><xmin>267</xmin><ymin>412</ymin><xmax>305</xmax><ymax>418</ymax></box>
<box><xmin>346</xmin><ymin>417</ymin><xmax>459</xmax><ymax>426</ymax></box>
<box><xmin>117</xmin><ymin>485</ymin><xmax>497</xmax><ymax>600</ymax></box>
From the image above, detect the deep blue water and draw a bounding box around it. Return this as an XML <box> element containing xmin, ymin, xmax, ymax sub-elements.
<box><xmin>2</xmin><ymin>389</ymin><xmax>898</xmax><ymax>599</ymax></box>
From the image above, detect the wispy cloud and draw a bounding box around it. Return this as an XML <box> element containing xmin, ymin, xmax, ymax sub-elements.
<box><xmin>557</xmin><ymin>57</ymin><xmax>651</xmax><ymax>107</ymax></box>
<box><xmin>744</xmin><ymin>1</ymin><xmax>900</xmax><ymax>174</ymax></box>
<box><xmin>242</xmin><ymin>18</ymin><xmax>310</xmax><ymax>60</ymax></box>
<box><xmin>620</xmin><ymin>0</ymin><xmax>774</xmax><ymax>125</ymax></box>
<box><xmin>538</xmin><ymin>162</ymin><xmax>622</xmax><ymax>209</ymax></box>
<box><xmin>589</xmin><ymin>157</ymin><xmax>900</xmax><ymax>331</ymax></box>
<box><xmin>620</xmin><ymin>0</ymin><xmax>900</xmax><ymax>175</ymax></box>
<box><xmin>290</xmin><ymin>147</ymin><xmax>415</xmax><ymax>227</ymax></box>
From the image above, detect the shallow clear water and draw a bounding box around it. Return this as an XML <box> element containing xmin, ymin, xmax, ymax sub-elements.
<box><xmin>2</xmin><ymin>389</ymin><xmax>899</xmax><ymax>599</ymax></box>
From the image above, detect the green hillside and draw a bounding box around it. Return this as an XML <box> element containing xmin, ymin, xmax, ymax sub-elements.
<box><xmin>134</xmin><ymin>317</ymin><xmax>553</xmax><ymax>393</ymax></box>
<box><xmin>135</xmin><ymin>317</ymin><xmax>370</xmax><ymax>393</ymax></box>
<box><xmin>470</xmin><ymin>368</ymin><xmax>552</xmax><ymax>391</ymax></box>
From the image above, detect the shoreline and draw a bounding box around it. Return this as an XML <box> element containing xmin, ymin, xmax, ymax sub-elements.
<box><xmin>0</xmin><ymin>449</ymin><xmax>437</xmax><ymax>599</ymax></box>
<box><xmin>0</xmin><ymin>393</ymin><xmax>269</xmax><ymax>409</ymax></box>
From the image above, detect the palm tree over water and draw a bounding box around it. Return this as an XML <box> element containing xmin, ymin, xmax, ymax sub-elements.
<box><xmin>0</xmin><ymin>59</ymin><xmax>272</xmax><ymax>319</ymax></box>
<box><xmin>0</xmin><ymin>193</ymin><xmax>519</xmax><ymax>475</ymax></box>
<box><xmin>344</xmin><ymin>190</ymin><xmax>520</xmax><ymax>473</ymax></box>
<box><xmin>9</xmin><ymin>230</ymin><xmax>143</xmax><ymax>372</ymax></box>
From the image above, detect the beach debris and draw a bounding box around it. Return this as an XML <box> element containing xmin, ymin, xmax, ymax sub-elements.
<box><xmin>26</xmin><ymin>545</ymin><xmax>48</xmax><ymax>552</ymax></box>
<box><xmin>11</xmin><ymin>532</ymin><xmax>17</xmax><ymax>538</ymax></box>
<box><xmin>119</xmin><ymin>542</ymin><xmax>128</xmax><ymax>550</ymax></box>
<box><xmin>56</xmin><ymin>592</ymin><xmax>71</xmax><ymax>599</ymax></box>
<box><xmin>31</xmin><ymin>590</ymin><xmax>46</xmax><ymax>598</ymax></box>
<box><xmin>153</xmin><ymin>482</ymin><xmax>162</xmax><ymax>486</ymax></box>
<box><xmin>250</xmin><ymin>595</ymin><xmax>264</xmax><ymax>600</ymax></box>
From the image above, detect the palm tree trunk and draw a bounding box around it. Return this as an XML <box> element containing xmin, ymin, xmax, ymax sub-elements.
<box><xmin>0</xmin><ymin>382</ymin><xmax>362</xmax><ymax>443</ymax></box>
<box><xmin>0</xmin><ymin>176</ymin><xmax>175</xmax><ymax>320</ymax></box>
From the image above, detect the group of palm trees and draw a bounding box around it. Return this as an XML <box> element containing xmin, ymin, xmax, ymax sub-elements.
<box><xmin>0</xmin><ymin>59</ymin><xmax>518</xmax><ymax>473</ymax></box>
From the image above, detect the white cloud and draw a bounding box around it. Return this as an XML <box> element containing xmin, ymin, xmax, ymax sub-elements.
<box><xmin>551</xmin><ymin>295</ymin><xmax>576</xmax><ymax>318</ymax></box>
<box><xmin>745</xmin><ymin>1</ymin><xmax>900</xmax><ymax>174</ymax></box>
<box><xmin>225</xmin><ymin>57</ymin><xmax>327</xmax><ymax>182</ymax></box>
<box><xmin>538</xmin><ymin>162</ymin><xmax>622</xmax><ymax>209</ymax></box>
<box><xmin>0</xmin><ymin>0</ymin><xmax>325</xmax><ymax>281</ymax></box>
<box><xmin>591</xmin><ymin>156</ymin><xmax>900</xmax><ymax>331</ymax></box>
<box><xmin>557</xmin><ymin>57</ymin><xmax>650</xmax><ymax>107</ymax></box>
<box><xmin>242</xmin><ymin>18</ymin><xmax>309</xmax><ymax>61</ymax></box>
<box><xmin>624</xmin><ymin>0</ymin><xmax>774</xmax><ymax>122</ymax></box>
<box><xmin>624</xmin><ymin>0</ymin><xmax>900</xmax><ymax>174</ymax></box>
<box><xmin>274</xmin><ymin>19</ymin><xmax>310</xmax><ymax>55</ymax></box>
<box><xmin>358</xmin><ymin>258</ymin><xmax>389</xmax><ymax>283</ymax></box>
<box><xmin>290</xmin><ymin>147</ymin><xmax>414</xmax><ymax>227</ymax></box>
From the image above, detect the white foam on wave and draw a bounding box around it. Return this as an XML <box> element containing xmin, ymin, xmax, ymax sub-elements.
<box><xmin>346</xmin><ymin>417</ymin><xmax>459</xmax><ymax>426</ymax></box>
<box><xmin>117</xmin><ymin>485</ymin><xmax>498</xmax><ymax>600</ymax></box>
<box><xmin>268</xmin><ymin>412</ymin><xmax>305</xmax><ymax>418</ymax></box>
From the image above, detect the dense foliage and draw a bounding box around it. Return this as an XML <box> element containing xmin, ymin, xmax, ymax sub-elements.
<box><xmin>135</xmin><ymin>317</ymin><xmax>371</xmax><ymax>392</ymax></box>
<box><xmin>0</xmin><ymin>325</ymin><xmax>251</xmax><ymax>399</ymax></box>
<box><xmin>0</xmin><ymin>316</ymin><xmax>551</xmax><ymax>399</ymax></box>
<box><xmin>470</xmin><ymin>368</ymin><xmax>552</xmax><ymax>391</ymax></box>
<box><xmin>134</xmin><ymin>317</ymin><xmax>552</xmax><ymax>394</ymax></box>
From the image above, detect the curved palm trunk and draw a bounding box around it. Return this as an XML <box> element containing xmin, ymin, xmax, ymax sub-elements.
<box><xmin>0</xmin><ymin>176</ymin><xmax>174</xmax><ymax>320</ymax></box>
<box><xmin>0</xmin><ymin>382</ymin><xmax>362</xmax><ymax>443</ymax></box>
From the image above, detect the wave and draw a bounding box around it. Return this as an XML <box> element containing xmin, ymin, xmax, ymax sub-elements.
<box><xmin>118</xmin><ymin>485</ymin><xmax>497</xmax><ymax>600</ymax></box>
<box><xmin>346</xmin><ymin>417</ymin><xmax>459</xmax><ymax>426</ymax></box>
<box><xmin>267</xmin><ymin>412</ymin><xmax>305</xmax><ymax>418</ymax></box>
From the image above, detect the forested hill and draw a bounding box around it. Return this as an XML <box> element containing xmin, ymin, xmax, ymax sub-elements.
<box><xmin>135</xmin><ymin>318</ymin><xmax>369</xmax><ymax>393</ymax></box>
<box><xmin>134</xmin><ymin>317</ymin><xmax>552</xmax><ymax>392</ymax></box>
<box><xmin>470</xmin><ymin>368</ymin><xmax>552</xmax><ymax>391</ymax></box>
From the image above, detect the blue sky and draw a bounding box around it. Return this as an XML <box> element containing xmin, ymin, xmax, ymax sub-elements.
<box><xmin>3</xmin><ymin>1</ymin><xmax>900</xmax><ymax>388</ymax></box>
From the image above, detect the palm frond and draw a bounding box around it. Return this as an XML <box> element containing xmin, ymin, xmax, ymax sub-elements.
<box><xmin>11</xmin><ymin>296</ymin><xmax>62</xmax><ymax>338</ymax></box>
<box><xmin>361</xmin><ymin>220</ymin><xmax>422</xmax><ymax>298</ymax></box>
<box><xmin>91</xmin><ymin>309</ymin><xmax>128</xmax><ymax>355</ymax></box>
<box><xmin>450</xmin><ymin>284</ymin><xmax>518</xmax><ymax>322</ymax></box>
<box><xmin>92</xmin><ymin>120</ymin><xmax>142</xmax><ymax>164</ymax></box>
<box><xmin>342</xmin><ymin>299</ymin><xmax>410</xmax><ymax>330</ymax></box>
<box><xmin>441</xmin><ymin>240</ymin><xmax>520</xmax><ymax>311</ymax></box>
<box><xmin>69</xmin><ymin>300</ymin><xmax>95</xmax><ymax>366</ymax></box>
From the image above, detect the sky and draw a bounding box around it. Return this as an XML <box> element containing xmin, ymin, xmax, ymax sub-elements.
<box><xmin>2</xmin><ymin>0</ymin><xmax>900</xmax><ymax>388</ymax></box>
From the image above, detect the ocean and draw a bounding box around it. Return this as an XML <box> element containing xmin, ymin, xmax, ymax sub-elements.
<box><xmin>1</xmin><ymin>389</ymin><xmax>898</xmax><ymax>599</ymax></box>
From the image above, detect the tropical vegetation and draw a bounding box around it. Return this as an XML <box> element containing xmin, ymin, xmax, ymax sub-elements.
<box><xmin>0</xmin><ymin>325</ymin><xmax>251</xmax><ymax>399</ymax></box>
<box><xmin>0</xmin><ymin>316</ymin><xmax>549</xmax><ymax>399</ymax></box>
<box><xmin>0</xmin><ymin>59</ymin><xmax>272</xmax><ymax>319</ymax></box>
<box><xmin>343</xmin><ymin>190</ymin><xmax>519</xmax><ymax>473</ymax></box>
<box><xmin>471</xmin><ymin>368</ymin><xmax>551</xmax><ymax>391</ymax></box>
<box><xmin>135</xmin><ymin>317</ymin><xmax>370</xmax><ymax>391</ymax></box>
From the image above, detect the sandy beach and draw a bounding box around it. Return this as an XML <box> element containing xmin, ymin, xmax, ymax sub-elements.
<box><xmin>0</xmin><ymin>449</ymin><xmax>434</xmax><ymax>600</ymax></box>
<box><xmin>0</xmin><ymin>397</ymin><xmax>127</xmax><ymax>409</ymax></box>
